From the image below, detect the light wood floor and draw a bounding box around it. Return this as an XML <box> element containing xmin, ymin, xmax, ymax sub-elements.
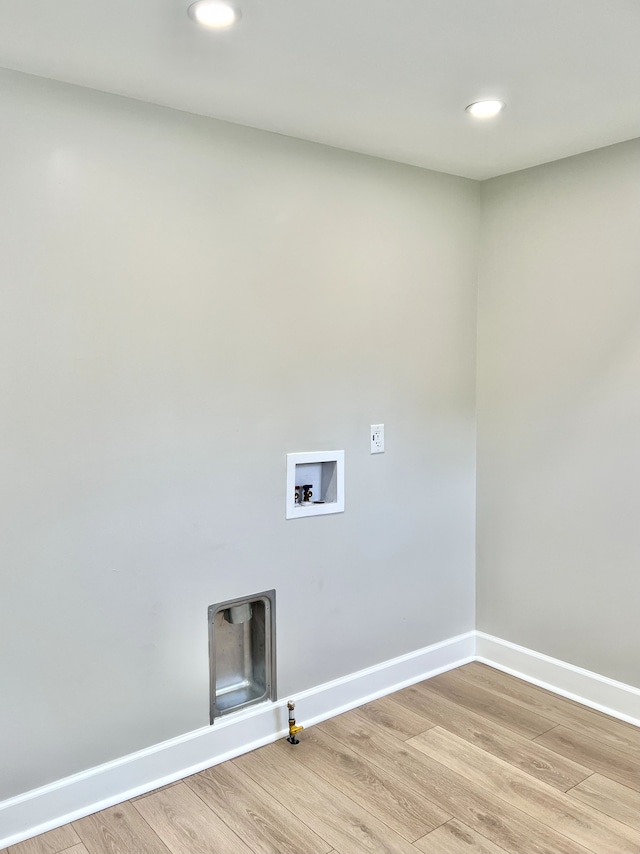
<box><xmin>7</xmin><ymin>663</ymin><xmax>640</xmax><ymax>854</ymax></box>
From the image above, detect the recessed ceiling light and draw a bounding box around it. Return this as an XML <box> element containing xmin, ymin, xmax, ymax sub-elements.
<box><xmin>466</xmin><ymin>100</ymin><xmax>505</xmax><ymax>119</ymax></box>
<box><xmin>188</xmin><ymin>1</ymin><xmax>241</xmax><ymax>29</ymax></box>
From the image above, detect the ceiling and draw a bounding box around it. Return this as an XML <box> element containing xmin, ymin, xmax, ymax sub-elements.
<box><xmin>1</xmin><ymin>0</ymin><xmax>639</xmax><ymax>180</ymax></box>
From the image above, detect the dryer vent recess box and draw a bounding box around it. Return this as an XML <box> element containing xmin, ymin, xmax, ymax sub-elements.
<box><xmin>286</xmin><ymin>451</ymin><xmax>344</xmax><ymax>519</ymax></box>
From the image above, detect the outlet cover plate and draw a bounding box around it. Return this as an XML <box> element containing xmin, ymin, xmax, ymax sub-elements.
<box><xmin>371</xmin><ymin>424</ymin><xmax>384</xmax><ymax>454</ymax></box>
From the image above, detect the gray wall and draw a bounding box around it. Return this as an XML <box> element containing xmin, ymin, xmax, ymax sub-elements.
<box><xmin>0</xmin><ymin>70</ymin><xmax>479</xmax><ymax>799</ymax></box>
<box><xmin>477</xmin><ymin>140</ymin><xmax>640</xmax><ymax>686</ymax></box>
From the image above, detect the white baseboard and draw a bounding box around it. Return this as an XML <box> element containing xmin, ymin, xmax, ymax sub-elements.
<box><xmin>5</xmin><ymin>629</ymin><xmax>638</xmax><ymax>849</ymax></box>
<box><xmin>476</xmin><ymin>631</ymin><xmax>640</xmax><ymax>725</ymax></box>
<box><xmin>0</xmin><ymin>631</ymin><xmax>475</xmax><ymax>849</ymax></box>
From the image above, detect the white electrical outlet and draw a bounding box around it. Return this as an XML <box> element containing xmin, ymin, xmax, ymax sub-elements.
<box><xmin>371</xmin><ymin>424</ymin><xmax>384</xmax><ymax>454</ymax></box>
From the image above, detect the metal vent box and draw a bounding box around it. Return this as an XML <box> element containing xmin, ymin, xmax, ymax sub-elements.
<box><xmin>208</xmin><ymin>590</ymin><xmax>276</xmax><ymax>722</ymax></box>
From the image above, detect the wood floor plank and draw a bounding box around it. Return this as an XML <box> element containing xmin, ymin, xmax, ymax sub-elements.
<box><xmin>414</xmin><ymin>820</ymin><xmax>510</xmax><ymax>854</ymax></box>
<box><xmin>72</xmin><ymin>802</ymin><xmax>170</xmax><ymax>854</ymax></box>
<box><xmin>420</xmin><ymin>670</ymin><xmax>556</xmax><ymax>738</ymax></box>
<box><xmin>284</xmin><ymin>724</ymin><xmax>450</xmax><ymax>841</ymax></box>
<box><xmin>568</xmin><ymin>774</ymin><xmax>640</xmax><ymax>829</ymax></box>
<box><xmin>387</xmin><ymin>683</ymin><xmax>591</xmax><ymax>790</ymax></box>
<box><xmin>233</xmin><ymin>741</ymin><xmax>418</xmax><ymax>854</ymax></box>
<box><xmin>455</xmin><ymin>663</ymin><xmax>640</xmax><ymax>756</ymax></box>
<box><xmin>319</xmin><ymin>711</ymin><xmax>594</xmax><ymax>854</ymax></box>
<box><xmin>14</xmin><ymin>667</ymin><xmax>636</xmax><ymax>854</ymax></box>
<box><xmin>133</xmin><ymin>782</ymin><xmax>252</xmax><ymax>854</ymax></box>
<box><xmin>535</xmin><ymin>725</ymin><xmax>640</xmax><ymax>792</ymax></box>
<box><xmin>408</xmin><ymin>726</ymin><xmax>640</xmax><ymax>854</ymax></box>
<box><xmin>8</xmin><ymin>825</ymin><xmax>81</xmax><ymax>854</ymax></box>
<box><xmin>131</xmin><ymin>783</ymin><xmax>179</xmax><ymax>802</ymax></box>
<box><xmin>184</xmin><ymin>761</ymin><xmax>331</xmax><ymax>854</ymax></box>
<box><xmin>355</xmin><ymin>695</ymin><xmax>435</xmax><ymax>740</ymax></box>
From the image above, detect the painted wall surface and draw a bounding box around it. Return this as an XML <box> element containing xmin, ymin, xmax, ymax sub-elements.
<box><xmin>0</xmin><ymin>70</ymin><xmax>479</xmax><ymax>799</ymax></box>
<box><xmin>477</xmin><ymin>140</ymin><xmax>640</xmax><ymax>686</ymax></box>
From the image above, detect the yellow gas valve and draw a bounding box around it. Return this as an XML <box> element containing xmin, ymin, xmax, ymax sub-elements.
<box><xmin>287</xmin><ymin>700</ymin><xmax>304</xmax><ymax>744</ymax></box>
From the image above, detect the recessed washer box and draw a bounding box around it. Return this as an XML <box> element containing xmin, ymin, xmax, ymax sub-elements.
<box><xmin>286</xmin><ymin>450</ymin><xmax>345</xmax><ymax>519</ymax></box>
